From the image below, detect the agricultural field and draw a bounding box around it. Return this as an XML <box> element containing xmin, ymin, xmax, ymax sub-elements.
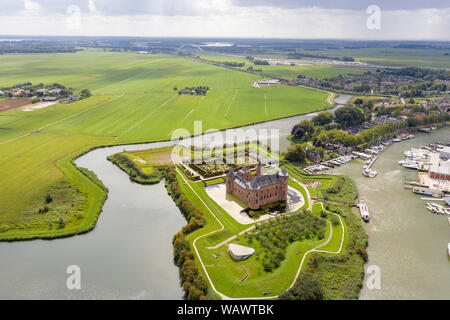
<box><xmin>0</xmin><ymin>51</ymin><xmax>332</xmax><ymax>240</ymax></box>
<box><xmin>198</xmin><ymin>54</ymin><xmax>249</xmax><ymax>67</ymax></box>
<box><xmin>0</xmin><ymin>98</ymin><xmax>32</xmax><ymax>112</ymax></box>
<box><xmin>294</xmin><ymin>47</ymin><xmax>450</xmax><ymax>69</ymax></box>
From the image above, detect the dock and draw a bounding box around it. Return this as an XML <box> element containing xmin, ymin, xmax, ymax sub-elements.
<box><xmin>366</xmin><ymin>156</ymin><xmax>377</xmax><ymax>169</ymax></box>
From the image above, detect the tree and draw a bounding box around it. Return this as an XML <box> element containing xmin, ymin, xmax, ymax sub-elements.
<box><xmin>284</xmin><ymin>144</ymin><xmax>306</xmax><ymax>163</ymax></box>
<box><xmin>334</xmin><ymin>106</ymin><xmax>365</xmax><ymax>128</ymax></box>
<box><xmin>279</xmin><ymin>273</ymin><xmax>324</xmax><ymax>300</ymax></box>
<box><xmin>80</xmin><ymin>89</ymin><xmax>91</xmax><ymax>99</ymax></box>
<box><xmin>291</xmin><ymin>120</ymin><xmax>315</xmax><ymax>141</ymax></box>
<box><xmin>312</xmin><ymin>111</ymin><xmax>333</xmax><ymax>126</ymax></box>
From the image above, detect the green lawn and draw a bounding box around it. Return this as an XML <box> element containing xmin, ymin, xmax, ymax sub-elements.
<box><xmin>259</xmin><ymin>65</ymin><xmax>367</xmax><ymax>80</ymax></box>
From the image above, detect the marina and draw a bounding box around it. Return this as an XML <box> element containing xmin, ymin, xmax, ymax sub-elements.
<box><xmin>333</xmin><ymin>127</ymin><xmax>450</xmax><ymax>299</ymax></box>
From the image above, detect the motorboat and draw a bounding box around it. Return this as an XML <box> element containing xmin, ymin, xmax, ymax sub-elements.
<box><xmin>362</xmin><ymin>168</ymin><xmax>377</xmax><ymax>178</ymax></box>
<box><xmin>357</xmin><ymin>200</ymin><xmax>370</xmax><ymax>222</ymax></box>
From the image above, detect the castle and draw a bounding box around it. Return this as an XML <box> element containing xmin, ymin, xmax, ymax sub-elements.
<box><xmin>226</xmin><ymin>162</ymin><xmax>289</xmax><ymax>210</ymax></box>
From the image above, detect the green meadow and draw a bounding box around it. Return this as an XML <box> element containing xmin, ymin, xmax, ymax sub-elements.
<box><xmin>258</xmin><ymin>65</ymin><xmax>367</xmax><ymax>80</ymax></box>
<box><xmin>0</xmin><ymin>51</ymin><xmax>332</xmax><ymax>240</ymax></box>
<box><xmin>294</xmin><ymin>47</ymin><xmax>450</xmax><ymax>69</ymax></box>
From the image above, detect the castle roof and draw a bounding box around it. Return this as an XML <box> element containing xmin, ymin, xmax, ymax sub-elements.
<box><xmin>229</xmin><ymin>166</ymin><xmax>288</xmax><ymax>190</ymax></box>
<box><xmin>280</xmin><ymin>168</ymin><xmax>288</xmax><ymax>177</ymax></box>
<box><xmin>240</xmin><ymin>167</ymin><xmax>249</xmax><ymax>173</ymax></box>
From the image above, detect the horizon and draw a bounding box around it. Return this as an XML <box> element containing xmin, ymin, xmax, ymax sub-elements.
<box><xmin>1</xmin><ymin>35</ymin><xmax>450</xmax><ymax>42</ymax></box>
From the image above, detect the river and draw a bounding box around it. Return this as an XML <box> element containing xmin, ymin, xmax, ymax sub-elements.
<box><xmin>333</xmin><ymin>128</ymin><xmax>450</xmax><ymax>300</ymax></box>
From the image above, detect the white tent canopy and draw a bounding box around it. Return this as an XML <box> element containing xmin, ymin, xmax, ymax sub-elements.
<box><xmin>228</xmin><ymin>243</ymin><xmax>255</xmax><ymax>261</ymax></box>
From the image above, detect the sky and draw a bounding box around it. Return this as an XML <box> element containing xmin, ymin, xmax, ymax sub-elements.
<box><xmin>0</xmin><ymin>0</ymin><xmax>448</xmax><ymax>40</ymax></box>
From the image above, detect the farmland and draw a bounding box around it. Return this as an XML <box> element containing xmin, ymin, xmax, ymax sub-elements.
<box><xmin>257</xmin><ymin>65</ymin><xmax>367</xmax><ymax>80</ymax></box>
<box><xmin>0</xmin><ymin>51</ymin><xmax>331</xmax><ymax>240</ymax></box>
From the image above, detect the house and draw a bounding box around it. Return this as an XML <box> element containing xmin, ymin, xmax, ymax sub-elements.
<box><xmin>68</xmin><ymin>94</ymin><xmax>81</xmax><ymax>102</ymax></box>
<box><xmin>439</xmin><ymin>147</ymin><xmax>450</xmax><ymax>161</ymax></box>
<box><xmin>49</xmin><ymin>88</ymin><xmax>62</xmax><ymax>94</ymax></box>
<box><xmin>226</xmin><ymin>162</ymin><xmax>289</xmax><ymax>210</ymax></box>
<box><xmin>42</xmin><ymin>96</ymin><xmax>58</xmax><ymax>102</ymax></box>
<box><xmin>429</xmin><ymin>161</ymin><xmax>450</xmax><ymax>181</ymax></box>
<box><xmin>306</xmin><ymin>149</ymin><xmax>321</xmax><ymax>164</ymax></box>
<box><xmin>36</xmin><ymin>89</ymin><xmax>49</xmax><ymax>95</ymax></box>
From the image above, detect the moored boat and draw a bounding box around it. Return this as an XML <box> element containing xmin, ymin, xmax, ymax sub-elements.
<box><xmin>357</xmin><ymin>200</ymin><xmax>370</xmax><ymax>222</ymax></box>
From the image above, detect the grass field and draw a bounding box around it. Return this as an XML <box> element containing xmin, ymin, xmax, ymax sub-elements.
<box><xmin>258</xmin><ymin>65</ymin><xmax>367</xmax><ymax>80</ymax></box>
<box><xmin>0</xmin><ymin>51</ymin><xmax>332</xmax><ymax>240</ymax></box>
<box><xmin>294</xmin><ymin>48</ymin><xmax>450</xmax><ymax>68</ymax></box>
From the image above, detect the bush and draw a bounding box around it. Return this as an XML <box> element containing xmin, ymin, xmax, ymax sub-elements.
<box><xmin>280</xmin><ymin>273</ymin><xmax>324</xmax><ymax>300</ymax></box>
<box><xmin>166</xmin><ymin>166</ymin><xmax>209</xmax><ymax>300</ymax></box>
<box><xmin>45</xmin><ymin>194</ymin><xmax>53</xmax><ymax>204</ymax></box>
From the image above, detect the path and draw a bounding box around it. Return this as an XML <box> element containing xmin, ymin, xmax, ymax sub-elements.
<box><xmin>224</xmin><ymin>90</ymin><xmax>238</xmax><ymax>118</ymax></box>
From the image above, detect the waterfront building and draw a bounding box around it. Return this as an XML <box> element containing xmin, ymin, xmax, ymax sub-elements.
<box><xmin>439</xmin><ymin>146</ymin><xmax>450</xmax><ymax>161</ymax></box>
<box><xmin>429</xmin><ymin>161</ymin><xmax>450</xmax><ymax>181</ymax></box>
<box><xmin>226</xmin><ymin>162</ymin><xmax>289</xmax><ymax>210</ymax></box>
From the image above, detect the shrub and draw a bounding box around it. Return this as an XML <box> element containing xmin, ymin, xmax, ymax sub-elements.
<box><xmin>45</xmin><ymin>194</ymin><xmax>53</xmax><ymax>204</ymax></box>
<box><xmin>279</xmin><ymin>273</ymin><xmax>324</xmax><ymax>300</ymax></box>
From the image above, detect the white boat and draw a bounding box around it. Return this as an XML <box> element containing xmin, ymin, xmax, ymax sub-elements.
<box><xmin>403</xmin><ymin>162</ymin><xmax>418</xmax><ymax>170</ymax></box>
<box><xmin>358</xmin><ymin>200</ymin><xmax>370</xmax><ymax>222</ymax></box>
<box><xmin>426</xmin><ymin>203</ymin><xmax>438</xmax><ymax>214</ymax></box>
<box><xmin>429</xmin><ymin>203</ymin><xmax>447</xmax><ymax>215</ymax></box>
<box><xmin>392</xmin><ymin>138</ymin><xmax>402</xmax><ymax>142</ymax></box>
<box><xmin>365</xmin><ymin>148</ymin><xmax>378</xmax><ymax>155</ymax></box>
<box><xmin>362</xmin><ymin>168</ymin><xmax>377</xmax><ymax>178</ymax></box>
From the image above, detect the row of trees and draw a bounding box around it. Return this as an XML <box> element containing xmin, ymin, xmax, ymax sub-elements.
<box><xmin>166</xmin><ymin>166</ymin><xmax>209</xmax><ymax>300</ymax></box>
<box><xmin>292</xmin><ymin>106</ymin><xmax>367</xmax><ymax>143</ymax></box>
<box><xmin>245</xmin><ymin>210</ymin><xmax>326</xmax><ymax>272</ymax></box>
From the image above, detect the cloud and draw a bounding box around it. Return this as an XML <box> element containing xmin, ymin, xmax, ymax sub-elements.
<box><xmin>0</xmin><ymin>0</ymin><xmax>448</xmax><ymax>40</ymax></box>
<box><xmin>232</xmin><ymin>0</ymin><xmax>450</xmax><ymax>11</ymax></box>
<box><xmin>0</xmin><ymin>0</ymin><xmax>234</xmax><ymax>16</ymax></box>
<box><xmin>23</xmin><ymin>0</ymin><xmax>43</xmax><ymax>15</ymax></box>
